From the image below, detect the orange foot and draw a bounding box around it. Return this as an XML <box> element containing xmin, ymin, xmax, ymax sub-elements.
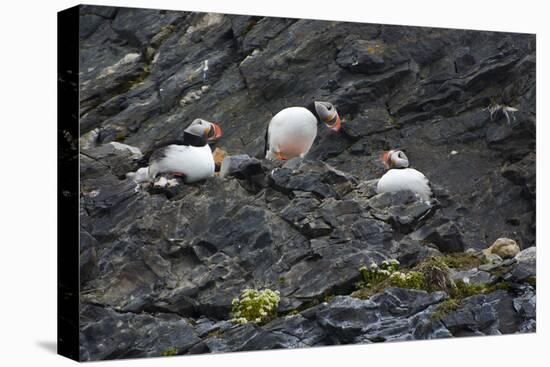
<box><xmin>171</xmin><ymin>172</ymin><xmax>187</xmax><ymax>178</ymax></box>
<box><xmin>275</xmin><ymin>151</ymin><xmax>288</xmax><ymax>161</ymax></box>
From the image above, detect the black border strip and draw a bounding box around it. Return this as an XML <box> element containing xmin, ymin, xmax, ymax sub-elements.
<box><xmin>57</xmin><ymin>5</ymin><xmax>80</xmax><ymax>362</ymax></box>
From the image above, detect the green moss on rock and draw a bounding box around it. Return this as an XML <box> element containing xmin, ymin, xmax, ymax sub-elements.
<box><xmin>353</xmin><ymin>254</ymin><xmax>506</xmax><ymax>303</ymax></box>
<box><xmin>353</xmin><ymin>259</ymin><xmax>429</xmax><ymax>298</ymax></box>
<box><xmin>160</xmin><ymin>347</ymin><xmax>178</xmax><ymax>357</ymax></box>
<box><xmin>441</xmin><ymin>252</ymin><xmax>485</xmax><ymax>270</ymax></box>
<box><xmin>430</xmin><ymin>299</ymin><xmax>460</xmax><ymax>320</ymax></box>
<box><xmin>389</xmin><ymin>271</ymin><xmax>425</xmax><ymax>290</ymax></box>
<box><xmin>450</xmin><ymin>280</ymin><xmax>490</xmax><ymax>298</ymax></box>
<box><xmin>414</xmin><ymin>256</ymin><xmax>452</xmax><ymax>293</ymax></box>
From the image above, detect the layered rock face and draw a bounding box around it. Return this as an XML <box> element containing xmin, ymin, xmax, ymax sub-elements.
<box><xmin>78</xmin><ymin>5</ymin><xmax>536</xmax><ymax>361</ymax></box>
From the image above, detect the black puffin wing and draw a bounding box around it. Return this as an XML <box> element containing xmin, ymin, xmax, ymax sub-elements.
<box><xmin>149</xmin><ymin>145</ymin><xmax>172</xmax><ymax>163</ymax></box>
<box><xmin>141</xmin><ymin>138</ymin><xmax>185</xmax><ymax>164</ymax></box>
<box><xmin>264</xmin><ymin>120</ymin><xmax>270</xmax><ymax>157</ymax></box>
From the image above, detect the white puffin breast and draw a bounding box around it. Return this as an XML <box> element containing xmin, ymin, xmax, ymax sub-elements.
<box><xmin>266</xmin><ymin>107</ymin><xmax>318</xmax><ymax>159</ymax></box>
<box><xmin>376</xmin><ymin>168</ymin><xmax>432</xmax><ymax>201</ymax></box>
<box><xmin>149</xmin><ymin>144</ymin><xmax>215</xmax><ymax>183</ymax></box>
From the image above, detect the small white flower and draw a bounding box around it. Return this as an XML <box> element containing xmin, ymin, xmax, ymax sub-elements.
<box><xmin>236</xmin><ymin>317</ymin><xmax>248</xmax><ymax>324</ymax></box>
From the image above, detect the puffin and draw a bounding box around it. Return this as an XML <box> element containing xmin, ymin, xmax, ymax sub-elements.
<box><xmin>377</xmin><ymin>150</ymin><xmax>432</xmax><ymax>201</ymax></box>
<box><xmin>264</xmin><ymin>101</ymin><xmax>341</xmax><ymax>160</ymax></box>
<box><xmin>127</xmin><ymin>118</ymin><xmax>222</xmax><ymax>183</ymax></box>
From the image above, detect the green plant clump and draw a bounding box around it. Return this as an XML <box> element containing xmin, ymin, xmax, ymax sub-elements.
<box><xmin>415</xmin><ymin>256</ymin><xmax>452</xmax><ymax>293</ymax></box>
<box><xmin>389</xmin><ymin>270</ymin><xmax>426</xmax><ymax>290</ymax></box>
<box><xmin>231</xmin><ymin>288</ymin><xmax>280</xmax><ymax>324</ymax></box>
<box><xmin>430</xmin><ymin>299</ymin><xmax>460</xmax><ymax>320</ymax></box>
<box><xmin>450</xmin><ymin>280</ymin><xmax>489</xmax><ymax>299</ymax></box>
<box><xmin>160</xmin><ymin>347</ymin><xmax>178</xmax><ymax>357</ymax></box>
<box><xmin>355</xmin><ymin>260</ymin><xmax>428</xmax><ymax>297</ymax></box>
<box><xmin>354</xmin><ymin>255</ymin><xmax>504</xmax><ymax>302</ymax></box>
<box><xmin>357</xmin><ymin>259</ymin><xmax>400</xmax><ymax>289</ymax></box>
<box><xmin>441</xmin><ymin>252</ymin><xmax>485</xmax><ymax>270</ymax></box>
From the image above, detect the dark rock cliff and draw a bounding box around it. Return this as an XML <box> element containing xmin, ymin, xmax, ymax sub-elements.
<box><xmin>77</xmin><ymin>5</ymin><xmax>536</xmax><ymax>361</ymax></box>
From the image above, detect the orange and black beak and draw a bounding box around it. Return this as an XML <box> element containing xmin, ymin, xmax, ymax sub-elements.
<box><xmin>206</xmin><ymin>122</ymin><xmax>223</xmax><ymax>142</ymax></box>
<box><xmin>380</xmin><ymin>150</ymin><xmax>393</xmax><ymax>168</ymax></box>
<box><xmin>325</xmin><ymin>113</ymin><xmax>341</xmax><ymax>132</ymax></box>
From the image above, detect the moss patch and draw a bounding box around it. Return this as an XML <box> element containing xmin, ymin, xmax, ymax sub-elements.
<box><xmin>352</xmin><ymin>283</ymin><xmax>386</xmax><ymax>300</ymax></box>
<box><xmin>356</xmin><ymin>260</ymin><xmax>400</xmax><ymax>289</ymax></box>
<box><xmin>324</xmin><ymin>294</ymin><xmax>336</xmax><ymax>303</ymax></box>
<box><xmin>389</xmin><ymin>271</ymin><xmax>425</xmax><ymax>290</ymax></box>
<box><xmin>353</xmin><ymin>260</ymin><xmax>404</xmax><ymax>299</ymax></box>
<box><xmin>441</xmin><ymin>252</ymin><xmax>485</xmax><ymax>270</ymax></box>
<box><xmin>353</xmin><ymin>255</ymin><xmax>525</xmax><ymax>324</ymax></box>
<box><xmin>449</xmin><ymin>280</ymin><xmax>486</xmax><ymax>298</ymax></box>
<box><xmin>353</xmin><ymin>255</ymin><xmax>510</xmax><ymax>306</ymax></box>
<box><xmin>152</xmin><ymin>24</ymin><xmax>176</xmax><ymax>48</ymax></box>
<box><xmin>449</xmin><ymin>280</ymin><xmax>511</xmax><ymax>299</ymax></box>
<box><xmin>353</xmin><ymin>260</ymin><xmax>429</xmax><ymax>299</ymax></box>
<box><xmin>114</xmin><ymin>133</ymin><xmax>126</xmax><ymax>142</ymax></box>
<box><xmin>117</xmin><ymin>67</ymin><xmax>151</xmax><ymax>95</ymax></box>
<box><xmin>413</xmin><ymin>256</ymin><xmax>452</xmax><ymax>293</ymax></box>
<box><xmin>160</xmin><ymin>347</ymin><xmax>178</xmax><ymax>357</ymax></box>
<box><xmin>206</xmin><ymin>328</ymin><xmax>222</xmax><ymax>338</ymax></box>
<box><xmin>430</xmin><ymin>299</ymin><xmax>460</xmax><ymax>321</ymax></box>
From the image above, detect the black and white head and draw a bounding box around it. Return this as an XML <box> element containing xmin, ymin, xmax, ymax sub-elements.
<box><xmin>183</xmin><ymin>118</ymin><xmax>223</xmax><ymax>146</ymax></box>
<box><xmin>314</xmin><ymin>101</ymin><xmax>341</xmax><ymax>132</ymax></box>
<box><xmin>381</xmin><ymin>150</ymin><xmax>409</xmax><ymax>169</ymax></box>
